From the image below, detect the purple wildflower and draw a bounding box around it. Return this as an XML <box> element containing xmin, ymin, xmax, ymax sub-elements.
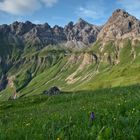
<box><xmin>90</xmin><ymin>112</ymin><xmax>95</xmax><ymax>121</ymax></box>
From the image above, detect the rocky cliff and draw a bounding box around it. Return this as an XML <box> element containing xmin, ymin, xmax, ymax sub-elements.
<box><xmin>0</xmin><ymin>18</ymin><xmax>101</xmax><ymax>49</ymax></box>
<box><xmin>97</xmin><ymin>9</ymin><xmax>140</xmax><ymax>42</ymax></box>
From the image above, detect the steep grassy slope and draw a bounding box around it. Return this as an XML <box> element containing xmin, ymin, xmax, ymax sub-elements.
<box><xmin>0</xmin><ymin>85</ymin><xmax>140</xmax><ymax>140</ymax></box>
<box><xmin>1</xmin><ymin>39</ymin><xmax>140</xmax><ymax>100</ymax></box>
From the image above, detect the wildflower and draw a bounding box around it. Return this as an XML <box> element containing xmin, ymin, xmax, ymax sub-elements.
<box><xmin>90</xmin><ymin>112</ymin><xmax>95</xmax><ymax>121</ymax></box>
<box><xmin>89</xmin><ymin>112</ymin><xmax>95</xmax><ymax>127</ymax></box>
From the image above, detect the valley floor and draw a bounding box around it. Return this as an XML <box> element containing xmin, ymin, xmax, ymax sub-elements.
<box><xmin>0</xmin><ymin>85</ymin><xmax>140</xmax><ymax>140</ymax></box>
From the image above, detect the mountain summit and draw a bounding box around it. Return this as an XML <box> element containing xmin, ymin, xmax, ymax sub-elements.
<box><xmin>0</xmin><ymin>19</ymin><xmax>101</xmax><ymax>50</ymax></box>
<box><xmin>98</xmin><ymin>9</ymin><xmax>140</xmax><ymax>42</ymax></box>
<box><xmin>64</xmin><ymin>18</ymin><xmax>101</xmax><ymax>48</ymax></box>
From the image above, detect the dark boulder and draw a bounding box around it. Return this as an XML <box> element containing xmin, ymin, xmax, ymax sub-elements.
<box><xmin>43</xmin><ymin>86</ymin><xmax>60</xmax><ymax>96</ymax></box>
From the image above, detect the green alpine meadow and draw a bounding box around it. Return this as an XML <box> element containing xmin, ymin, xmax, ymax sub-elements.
<box><xmin>0</xmin><ymin>86</ymin><xmax>140</xmax><ymax>140</ymax></box>
<box><xmin>0</xmin><ymin>1</ymin><xmax>140</xmax><ymax>139</ymax></box>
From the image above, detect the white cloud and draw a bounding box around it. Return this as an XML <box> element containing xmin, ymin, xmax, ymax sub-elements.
<box><xmin>75</xmin><ymin>0</ymin><xmax>105</xmax><ymax>19</ymax></box>
<box><xmin>0</xmin><ymin>0</ymin><xmax>40</xmax><ymax>15</ymax></box>
<box><xmin>0</xmin><ymin>0</ymin><xmax>58</xmax><ymax>15</ymax></box>
<box><xmin>117</xmin><ymin>0</ymin><xmax>140</xmax><ymax>19</ymax></box>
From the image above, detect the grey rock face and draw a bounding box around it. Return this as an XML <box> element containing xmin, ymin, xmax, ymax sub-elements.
<box><xmin>10</xmin><ymin>21</ymin><xmax>35</xmax><ymax>35</ymax></box>
<box><xmin>64</xmin><ymin>18</ymin><xmax>101</xmax><ymax>47</ymax></box>
<box><xmin>0</xmin><ymin>19</ymin><xmax>101</xmax><ymax>49</ymax></box>
<box><xmin>97</xmin><ymin>9</ymin><xmax>140</xmax><ymax>42</ymax></box>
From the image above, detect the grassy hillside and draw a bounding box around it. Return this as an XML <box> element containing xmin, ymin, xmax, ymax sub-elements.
<box><xmin>0</xmin><ymin>85</ymin><xmax>140</xmax><ymax>140</ymax></box>
<box><xmin>1</xmin><ymin>39</ymin><xmax>140</xmax><ymax>100</ymax></box>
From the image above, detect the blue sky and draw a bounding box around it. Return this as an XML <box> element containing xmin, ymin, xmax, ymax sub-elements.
<box><xmin>0</xmin><ymin>0</ymin><xmax>140</xmax><ymax>27</ymax></box>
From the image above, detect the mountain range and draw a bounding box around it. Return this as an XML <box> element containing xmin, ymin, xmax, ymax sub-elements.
<box><xmin>1</xmin><ymin>9</ymin><xmax>140</xmax><ymax>100</ymax></box>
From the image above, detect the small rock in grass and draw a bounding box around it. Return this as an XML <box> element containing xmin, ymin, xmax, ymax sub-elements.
<box><xmin>43</xmin><ymin>86</ymin><xmax>60</xmax><ymax>96</ymax></box>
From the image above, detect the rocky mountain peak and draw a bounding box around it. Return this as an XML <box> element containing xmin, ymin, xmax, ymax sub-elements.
<box><xmin>65</xmin><ymin>21</ymin><xmax>74</xmax><ymax>30</ymax></box>
<box><xmin>0</xmin><ymin>18</ymin><xmax>101</xmax><ymax>48</ymax></box>
<box><xmin>9</xmin><ymin>21</ymin><xmax>35</xmax><ymax>35</ymax></box>
<box><xmin>77</xmin><ymin>18</ymin><xmax>87</xmax><ymax>24</ymax></box>
<box><xmin>25</xmin><ymin>21</ymin><xmax>34</xmax><ymax>25</ymax></box>
<box><xmin>97</xmin><ymin>9</ymin><xmax>140</xmax><ymax>42</ymax></box>
<box><xmin>42</xmin><ymin>23</ymin><xmax>51</xmax><ymax>29</ymax></box>
<box><xmin>64</xmin><ymin>19</ymin><xmax>101</xmax><ymax>47</ymax></box>
<box><xmin>75</xmin><ymin>18</ymin><xmax>91</xmax><ymax>29</ymax></box>
<box><xmin>108</xmin><ymin>9</ymin><xmax>135</xmax><ymax>23</ymax></box>
<box><xmin>113</xmin><ymin>9</ymin><xmax>129</xmax><ymax>16</ymax></box>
